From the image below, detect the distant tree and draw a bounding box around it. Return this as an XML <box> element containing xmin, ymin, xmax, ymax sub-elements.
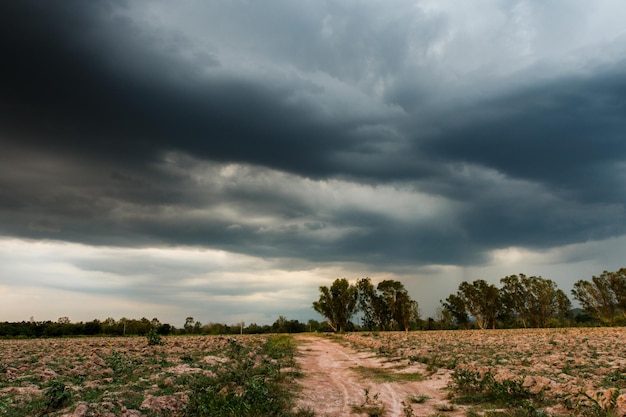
<box><xmin>500</xmin><ymin>274</ymin><xmax>571</xmax><ymax>327</ymax></box>
<box><xmin>356</xmin><ymin>277</ymin><xmax>386</xmax><ymax>330</ymax></box>
<box><xmin>397</xmin><ymin>297</ymin><xmax>420</xmax><ymax>334</ymax></box>
<box><xmin>572</xmin><ymin>268</ymin><xmax>626</xmax><ymax>325</ymax></box>
<box><xmin>103</xmin><ymin>317</ymin><xmax>116</xmax><ymax>334</ymax></box>
<box><xmin>312</xmin><ymin>278</ymin><xmax>358</xmax><ymax>332</ymax></box>
<box><xmin>193</xmin><ymin>320</ymin><xmax>202</xmax><ymax>334</ymax></box>
<box><xmin>307</xmin><ymin>319</ymin><xmax>321</xmax><ymax>332</ymax></box>
<box><xmin>184</xmin><ymin>316</ymin><xmax>194</xmax><ymax>334</ymax></box>
<box><xmin>441</xmin><ymin>294</ymin><xmax>470</xmax><ymax>328</ymax></box>
<box><xmin>500</xmin><ymin>275</ymin><xmax>531</xmax><ymax>328</ymax></box>
<box><xmin>157</xmin><ymin>323</ymin><xmax>172</xmax><ymax>335</ymax></box>
<box><xmin>455</xmin><ymin>280</ymin><xmax>500</xmax><ymax>329</ymax></box>
<box><xmin>84</xmin><ymin>319</ymin><xmax>102</xmax><ymax>335</ymax></box>
<box><xmin>376</xmin><ymin>280</ymin><xmax>419</xmax><ymax>332</ymax></box>
<box><xmin>272</xmin><ymin>315</ymin><xmax>288</xmax><ymax>333</ymax></box>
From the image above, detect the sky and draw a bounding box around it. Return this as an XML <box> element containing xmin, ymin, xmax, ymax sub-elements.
<box><xmin>1</xmin><ymin>0</ymin><xmax>626</xmax><ymax>327</ymax></box>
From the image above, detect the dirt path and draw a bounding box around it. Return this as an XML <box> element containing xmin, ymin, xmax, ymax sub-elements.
<box><xmin>294</xmin><ymin>335</ymin><xmax>466</xmax><ymax>417</ymax></box>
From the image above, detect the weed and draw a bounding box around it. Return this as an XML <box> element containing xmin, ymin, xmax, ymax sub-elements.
<box><xmin>0</xmin><ymin>397</ymin><xmax>14</xmax><ymax>416</ymax></box>
<box><xmin>434</xmin><ymin>403</ymin><xmax>456</xmax><ymax>412</ymax></box>
<box><xmin>351</xmin><ymin>388</ymin><xmax>386</xmax><ymax>417</ymax></box>
<box><xmin>480</xmin><ymin>402</ymin><xmax>551</xmax><ymax>417</ymax></box>
<box><xmin>353</xmin><ymin>365</ymin><xmax>422</xmax><ymax>383</ymax></box>
<box><xmin>407</xmin><ymin>394</ymin><xmax>429</xmax><ymax>403</ymax></box>
<box><xmin>450</xmin><ymin>369</ymin><xmax>535</xmax><ymax>407</ymax></box>
<box><xmin>185</xmin><ymin>336</ymin><xmax>303</xmax><ymax>417</ymax></box>
<box><xmin>602</xmin><ymin>369</ymin><xmax>626</xmax><ymax>388</ymax></box>
<box><xmin>562</xmin><ymin>388</ymin><xmax>621</xmax><ymax>417</ymax></box>
<box><xmin>43</xmin><ymin>379</ymin><xmax>73</xmax><ymax>412</ymax></box>
<box><xmin>105</xmin><ymin>349</ymin><xmax>135</xmax><ymax>377</ymax></box>
<box><xmin>401</xmin><ymin>400</ymin><xmax>415</xmax><ymax>417</ymax></box>
<box><xmin>146</xmin><ymin>327</ymin><xmax>163</xmax><ymax>346</ymax></box>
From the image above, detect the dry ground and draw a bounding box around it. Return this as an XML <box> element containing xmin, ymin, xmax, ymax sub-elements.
<box><xmin>2</xmin><ymin>328</ymin><xmax>626</xmax><ymax>416</ymax></box>
<box><xmin>294</xmin><ymin>334</ymin><xmax>465</xmax><ymax>416</ymax></box>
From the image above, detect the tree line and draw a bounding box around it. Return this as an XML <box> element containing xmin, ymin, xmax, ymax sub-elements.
<box><xmin>2</xmin><ymin>268</ymin><xmax>624</xmax><ymax>338</ymax></box>
<box><xmin>0</xmin><ymin>315</ymin><xmax>326</xmax><ymax>338</ymax></box>
<box><xmin>313</xmin><ymin>268</ymin><xmax>626</xmax><ymax>331</ymax></box>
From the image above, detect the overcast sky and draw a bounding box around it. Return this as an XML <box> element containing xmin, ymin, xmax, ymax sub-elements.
<box><xmin>1</xmin><ymin>0</ymin><xmax>626</xmax><ymax>327</ymax></box>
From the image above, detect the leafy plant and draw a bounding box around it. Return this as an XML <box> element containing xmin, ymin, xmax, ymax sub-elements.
<box><xmin>105</xmin><ymin>348</ymin><xmax>136</xmax><ymax>377</ymax></box>
<box><xmin>434</xmin><ymin>403</ymin><xmax>456</xmax><ymax>411</ymax></box>
<box><xmin>146</xmin><ymin>327</ymin><xmax>163</xmax><ymax>346</ymax></box>
<box><xmin>562</xmin><ymin>388</ymin><xmax>621</xmax><ymax>417</ymax></box>
<box><xmin>450</xmin><ymin>369</ymin><xmax>535</xmax><ymax>406</ymax></box>
<box><xmin>43</xmin><ymin>379</ymin><xmax>73</xmax><ymax>411</ymax></box>
<box><xmin>185</xmin><ymin>336</ymin><xmax>304</xmax><ymax>417</ymax></box>
<box><xmin>353</xmin><ymin>365</ymin><xmax>422</xmax><ymax>383</ymax></box>
<box><xmin>351</xmin><ymin>388</ymin><xmax>386</xmax><ymax>417</ymax></box>
<box><xmin>407</xmin><ymin>394</ymin><xmax>429</xmax><ymax>403</ymax></box>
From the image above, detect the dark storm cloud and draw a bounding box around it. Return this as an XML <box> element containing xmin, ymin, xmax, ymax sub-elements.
<box><xmin>0</xmin><ymin>1</ymin><xmax>403</xmax><ymax>179</ymax></box>
<box><xmin>422</xmin><ymin>67</ymin><xmax>626</xmax><ymax>204</ymax></box>
<box><xmin>2</xmin><ymin>0</ymin><xmax>626</xmax><ymax>271</ymax></box>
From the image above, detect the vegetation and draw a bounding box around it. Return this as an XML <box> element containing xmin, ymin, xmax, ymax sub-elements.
<box><xmin>0</xmin><ymin>334</ymin><xmax>310</xmax><ymax>417</ymax></box>
<box><xmin>312</xmin><ymin>278</ymin><xmax>358</xmax><ymax>332</ymax></box>
<box><xmin>356</xmin><ymin>278</ymin><xmax>420</xmax><ymax>333</ymax></box>
<box><xmin>351</xmin><ymin>388</ymin><xmax>386</xmax><ymax>417</ymax></box>
<box><xmin>0</xmin><ymin>316</ymin><xmax>322</xmax><ymax>338</ymax></box>
<box><xmin>441</xmin><ymin>275</ymin><xmax>573</xmax><ymax>329</ymax></box>
<box><xmin>340</xmin><ymin>328</ymin><xmax>626</xmax><ymax>417</ymax></box>
<box><xmin>500</xmin><ymin>274</ymin><xmax>571</xmax><ymax>328</ymax></box>
<box><xmin>185</xmin><ymin>335</ymin><xmax>310</xmax><ymax>417</ymax></box>
<box><xmin>1</xmin><ymin>267</ymin><xmax>625</xmax><ymax>341</ymax></box>
<box><xmin>572</xmin><ymin>268</ymin><xmax>626</xmax><ymax>325</ymax></box>
<box><xmin>313</xmin><ymin>278</ymin><xmax>420</xmax><ymax>333</ymax></box>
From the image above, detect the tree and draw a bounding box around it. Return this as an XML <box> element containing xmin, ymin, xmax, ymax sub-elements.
<box><xmin>499</xmin><ymin>274</ymin><xmax>531</xmax><ymax>328</ymax></box>
<box><xmin>356</xmin><ymin>277</ymin><xmax>386</xmax><ymax>330</ymax></box>
<box><xmin>312</xmin><ymin>278</ymin><xmax>358</xmax><ymax>332</ymax></box>
<box><xmin>572</xmin><ymin>268</ymin><xmax>626</xmax><ymax>325</ymax></box>
<box><xmin>184</xmin><ymin>317</ymin><xmax>194</xmax><ymax>334</ymax></box>
<box><xmin>500</xmin><ymin>274</ymin><xmax>571</xmax><ymax>328</ymax></box>
<box><xmin>396</xmin><ymin>297</ymin><xmax>420</xmax><ymax>334</ymax></box>
<box><xmin>441</xmin><ymin>294</ymin><xmax>470</xmax><ymax>329</ymax></box>
<box><xmin>457</xmin><ymin>280</ymin><xmax>500</xmax><ymax>329</ymax></box>
<box><xmin>376</xmin><ymin>280</ymin><xmax>419</xmax><ymax>332</ymax></box>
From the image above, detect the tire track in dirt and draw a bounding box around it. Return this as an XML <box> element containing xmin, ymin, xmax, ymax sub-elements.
<box><xmin>294</xmin><ymin>335</ymin><xmax>466</xmax><ymax>417</ymax></box>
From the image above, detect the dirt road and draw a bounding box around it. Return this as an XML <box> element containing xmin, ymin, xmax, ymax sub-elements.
<box><xmin>294</xmin><ymin>335</ymin><xmax>466</xmax><ymax>417</ymax></box>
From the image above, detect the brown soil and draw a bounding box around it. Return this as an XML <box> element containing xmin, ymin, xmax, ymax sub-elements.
<box><xmin>294</xmin><ymin>335</ymin><xmax>466</xmax><ymax>417</ymax></box>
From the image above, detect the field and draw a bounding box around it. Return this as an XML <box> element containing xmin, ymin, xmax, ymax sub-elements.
<box><xmin>338</xmin><ymin>328</ymin><xmax>626</xmax><ymax>416</ymax></box>
<box><xmin>0</xmin><ymin>334</ymin><xmax>305</xmax><ymax>417</ymax></box>
<box><xmin>1</xmin><ymin>328</ymin><xmax>626</xmax><ymax>416</ymax></box>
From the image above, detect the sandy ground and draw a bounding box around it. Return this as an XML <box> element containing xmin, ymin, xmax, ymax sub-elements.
<box><xmin>294</xmin><ymin>335</ymin><xmax>466</xmax><ymax>417</ymax></box>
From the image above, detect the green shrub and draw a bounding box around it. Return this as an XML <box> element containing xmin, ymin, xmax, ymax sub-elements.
<box><xmin>146</xmin><ymin>327</ymin><xmax>163</xmax><ymax>346</ymax></box>
<box><xmin>44</xmin><ymin>380</ymin><xmax>73</xmax><ymax>411</ymax></box>
<box><xmin>450</xmin><ymin>369</ymin><xmax>534</xmax><ymax>406</ymax></box>
<box><xmin>184</xmin><ymin>336</ymin><xmax>303</xmax><ymax>417</ymax></box>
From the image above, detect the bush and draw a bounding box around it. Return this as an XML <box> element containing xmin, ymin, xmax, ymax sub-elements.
<box><xmin>184</xmin><ymin>336</ymin><xmax>304</xmax><ymax>417</ymax></box>
<box><xmin>146</xmin><ymin>327</ymin><xmax>163</xmax><ymax>346</ymax></box>
<box><xmin>450</xmin><ymin>369</ymin><xmax>535</xmax><ymax>406</ymax></box>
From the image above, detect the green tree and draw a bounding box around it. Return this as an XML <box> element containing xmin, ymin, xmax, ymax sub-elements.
<box><xmin>441</xmin><ymin>294</ymin><xmax>470</xmax><ymax>328</ymax></box>
<box><xmin>312</xmin><ymin>278</ymin><xmax>358</xmax><ymax>332</ymax></box>
<box><xmin>572</xmin><ymin>268</ymin><xmax>626</xmax><ymax>325</ymax></box>
<box><xmin>356</xmin><ymin>277</ymin><xmax>386</xmax><ymax>330</ymax></box>
<box><xmin>456</xmin><ymin>280</ymin><xmax>500</xmax><ymax>329</ymax></box>
<box><xmin>500</xmin><ymin>274</ymin><xmax>571</xmax><ymax>328</ymax></box>
<box><xmin>184</xmin><ymin>316</ymin><xmax>194</xmax><ymax>334</ymax></box>
<box><xmin>377</xmin><ymin>280</ymin><xmax>419</xmax><ymax>332</ymax></box>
